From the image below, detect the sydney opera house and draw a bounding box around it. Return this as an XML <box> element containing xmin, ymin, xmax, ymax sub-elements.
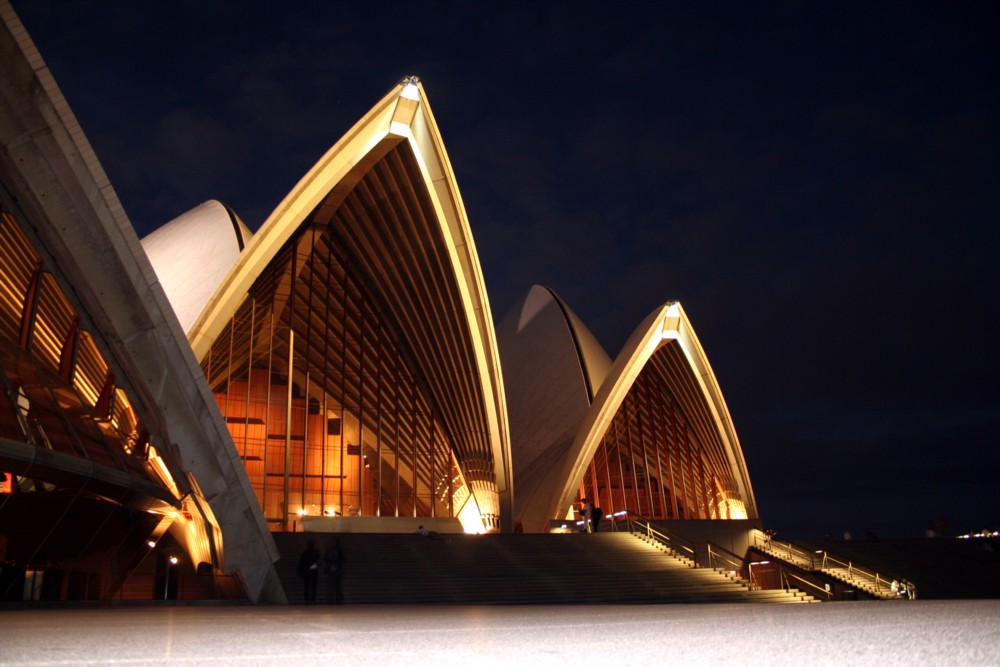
<box><xmin>0</xmin><ymin>4</ymin><xmax>759</xmax><ymax>603</ymax></box>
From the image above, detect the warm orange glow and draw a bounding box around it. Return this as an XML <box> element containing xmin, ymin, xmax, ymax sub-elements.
<box><xmin>0</xmin><ymin>211</ymin><xmax>172</xmax><ymax>505</ymax></box>
<box><xmin>203</xmin><ymin>228</ymin><xmax>476</xmax><ymax>530</ymax></box>
<box><xmin>458</xmin><ymin>502</ymin><xmax>486</xmax><ymax>534</ymax></box>
<box><xmin>719</xmin><ymin>498</ymin><xmax>748</xmax><ymax>520</ymax></box>
<box><xmin>571</xmin><ymin>302</ymin><xmax>756</xmax><ymax>525</ymax></box>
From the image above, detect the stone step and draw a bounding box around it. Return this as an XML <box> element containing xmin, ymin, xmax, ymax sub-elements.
<box><xmin>274</xmin><ymin>532</ymin><xmax>814</xmax><ymax>605</ymax></box>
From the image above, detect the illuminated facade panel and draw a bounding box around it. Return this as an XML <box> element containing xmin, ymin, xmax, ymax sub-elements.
<box><xmin>0</xmin><ymin>206</ymin><xmax>185</xmax><ymax>600</ymax></box>
<box><xmin>0</xmin><ymin>210</ymin><xmax>166</xmax><ymax>492</ymax></box>
<box><xmin>202</xmin><ymin>220</ymin><xmax>474</xmax><ymax>530</ymax></box>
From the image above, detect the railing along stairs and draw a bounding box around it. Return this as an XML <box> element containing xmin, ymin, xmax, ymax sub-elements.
<box><xmin>604</xmin><ymin>512</ymin><xmax>761</xmax><ymax>586</ymax></box>
<box><xmin>605</xmin><ymin>511</ymin><xmax>698</xmax><ymax>566</ymax></box>
<box><xmin>751</xmin><ymin>529</ymin><xmax>899</xmax><ymax>600</ymax></box>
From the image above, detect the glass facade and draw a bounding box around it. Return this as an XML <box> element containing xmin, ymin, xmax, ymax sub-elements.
<box><xmin>578</xmin><ymin>342</ymin><xmax>748</xmax><ymax>521</ymax></box>
<box><xmin>202</xmin><ymin>222</ymin><xmax>473</xmax><ymax>532</ymax></box>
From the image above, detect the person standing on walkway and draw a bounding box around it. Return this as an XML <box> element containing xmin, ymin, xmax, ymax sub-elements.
<box><xmin>324</xmin><ymin>538</ymin><xmax>344</xmax><ymax>605</ymax></box>
<box><xmin>297</xmin><ymin>539</ymin><xmax>321</xmax><ymax>604</ymax></box>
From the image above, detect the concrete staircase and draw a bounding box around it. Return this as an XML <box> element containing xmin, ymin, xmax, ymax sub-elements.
<box><xmin>748</xmin><ymin>532</ymin><xmax>1000</xmax><ymax>600</ymax></box>
<box><xmin>273</xmin><ymin>531</ymin><xmax>816</xmax><ymax>605</ymax></box>
<box><xmin>797</xmin><ymin>538</ymin><xmax>1000</xmax><ymax>600</ymax></box>
<box><xmin>751</xmin><ymin>540</ymin><xmax>898</xmax><ymax>600</ymax></box>
<box><xmin>817</xmin><ymin>565</ymin><xmax>899</xmax><ymax>599</ymax></box>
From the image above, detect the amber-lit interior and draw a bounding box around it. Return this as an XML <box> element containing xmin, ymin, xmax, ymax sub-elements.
<box><xmin>202</xmin><ymin>197</ymin><xmax>478</xmax><ymax>531</ymax></box>
<box><xmin>578</xmin><ymin>340</ymin><xmax>748</xmax><ymax>521</ymax></box>
<box><xmin>0</xmin><ymin>205</ymin><xmax>200</xmax><ymax>601</ymax></box>
<box><xmin>0</xmin><ymin>210</ymin><xmax>162</xmax><ymax>488</ymax></box>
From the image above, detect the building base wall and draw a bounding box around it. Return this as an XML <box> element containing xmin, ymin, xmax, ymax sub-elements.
<box><xmin>652</xmin><ymin>519</ymin><xmax>763</xmax><ymax>558</ymax></box>
<box><xmin>300</xmin><ymin>516</ymin><xmax>464</xmax><ymax>534</ymax></box>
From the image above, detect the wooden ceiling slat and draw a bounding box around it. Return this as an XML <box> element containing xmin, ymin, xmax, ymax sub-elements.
<box><xmin>320</xmin><ymin>144</ymin><xmax>491</xmax><ymax>472</ymax></box>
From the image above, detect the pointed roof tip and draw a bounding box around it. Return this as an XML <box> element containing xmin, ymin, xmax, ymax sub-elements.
<box><xmin>400</xmin><ymin>75</ymin><xmax>422</xmax><ymax>100</ymax></box>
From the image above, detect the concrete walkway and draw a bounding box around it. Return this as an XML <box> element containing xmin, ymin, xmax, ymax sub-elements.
<box><xmin>1</xmin><ymin>600</ymin><xmax>998</xmax><ymax>666</ymax></box>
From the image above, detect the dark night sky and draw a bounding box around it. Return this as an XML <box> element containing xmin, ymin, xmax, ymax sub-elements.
<box><xmin>11</xmin><ymin>1</ymin><xmax>999</xmax><ymax>539</ymax></box>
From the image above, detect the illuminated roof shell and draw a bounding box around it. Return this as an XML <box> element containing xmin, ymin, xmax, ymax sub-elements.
<box><xmin>186</xmin><ymin>80</ymin><xmax>513</xmax><ymax>530</ymax></box>
<box><xmin>554</xmin><ymin>302</ymin><xmax>759</xmax><ymax>521</ymax></box>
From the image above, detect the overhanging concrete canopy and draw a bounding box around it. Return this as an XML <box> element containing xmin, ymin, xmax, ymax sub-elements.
<box><xmin>0</xmin><ymin>4</ymin><xmax>284</xmax><ymax>602</ymax></box>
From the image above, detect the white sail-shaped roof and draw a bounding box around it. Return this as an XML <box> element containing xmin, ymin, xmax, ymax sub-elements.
<box><xmin>141</xmin><ymin>200</ymin><xmax>252</xmax><ymax>334</ymax></box>
<box><xmin>497</xmin><ymin>285</ymin><xmax>612</xmax><ymax>531</ymax></box>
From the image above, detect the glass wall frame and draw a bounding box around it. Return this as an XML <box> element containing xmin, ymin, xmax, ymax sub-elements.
<box><xmin>578</xmin><ymin>342</ymin><xmax>749</xmax><ymax>522</ymax></box>
<box><xmin>203</xmin><ymin>221</ymin><xmax>469</xmax><ymax>531</ymax></box>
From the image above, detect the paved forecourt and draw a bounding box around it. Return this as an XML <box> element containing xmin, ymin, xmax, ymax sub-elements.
<box><xmin>1</xmin><ymin>600</ymin><xmax>998</xmax><ymax>666</ymax></box>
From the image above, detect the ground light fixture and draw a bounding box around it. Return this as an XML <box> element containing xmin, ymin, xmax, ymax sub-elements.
<box><xmin>163</xmin><ymin>555</ymin><xmax>178</xmax><ymax>600</ymax></box>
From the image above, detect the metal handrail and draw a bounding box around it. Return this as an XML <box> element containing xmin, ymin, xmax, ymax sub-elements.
<box><xmin>610</xmin><ymin>513</ymin><xmax>763</xmax><ymax>591</ymax></box>
<box><xmin>704</xmin><ymin>543</ymin><xmax>745</xmax><ymax>572</ymax></box>
<box><xmin>780</xmin><ymin>570</ymin><xmax>833</xmax><ymax>600</ymax></box>
<box><xmin>606</xmin><ymin>511</ymin><xmax>697</xmax><ymax>562</ymax></box>
<box><xmin>753</xmin><ymin>529</ymin><xmax>892</xmax><ymax>594</ymax></box>
<box><xmin>607</xmin><ymin>512</ymin><xmax>752</xmax><ymax>581</ymax></box>
<box><xmin>815</xmin><ymin>551</ymin><xmax>889</xmax><ymax>593</ymax></box>
<box><xmin>752</xmin><ymin>530</ymin><xmax>819</xmax><ymax>567</ymax></box>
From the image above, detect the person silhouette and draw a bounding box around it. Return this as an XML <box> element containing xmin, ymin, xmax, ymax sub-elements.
<box><xmin>296</xmin><ymin>539</ymin><xmax>320</xmax><ymax>604</ymax></box>
<box><xmin>324</xmin><ymin>538</ymin><xmax>344</xmax><ymax>604</ymax></box>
